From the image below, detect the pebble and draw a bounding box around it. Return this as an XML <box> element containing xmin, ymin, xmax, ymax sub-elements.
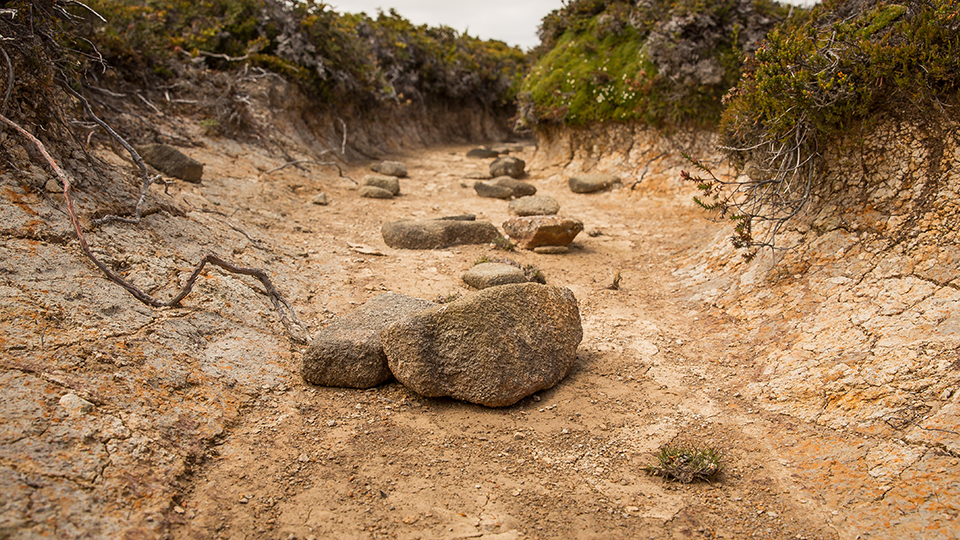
<box><xmin>59</xmin><ymin>393</ymin><xmax>94</xmax><ymax>415</ymax></box>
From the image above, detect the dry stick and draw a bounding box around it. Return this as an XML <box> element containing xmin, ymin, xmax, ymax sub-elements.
<box><xmin>263</xmin><ymin>159</ymin><xmax>357</xmax><ymax>184</ymax></box>
<box><xmin>336</xmin><ymin>117</ymin><xmax>347</xmax><ymax>155</ymax></box>
<box><xmin>60</xmin><ymin>84</ymin><xmax>155</xmax><ymax>226</ymax></box>
<box><xmin>0</xmin><ymin>112</ymin><xmax>310</xmax><ymax>344</ymax></box>
<box><xmin>1</xmin><ymin>48</ymin><xmax>12</xmax><ymax>117</ymax></box>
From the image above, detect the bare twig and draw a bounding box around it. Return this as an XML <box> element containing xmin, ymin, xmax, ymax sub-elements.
<box><xmin>1</xmin><ymin>48</ymin><xmax>11</xmax><ymax>117</ymax></box>
<box><xmin>631</xmin><ymin>151</ymin><xmax>666</xmax><ymax>190</ymax></box>
<box><xmin>63</xmin><ymin>0</ymin><xmax>107</xmax><ymax>22</ymax></box>
<box><xmin>135</xmin><ymin>92</ymin><xmax>163</xmax><ymax>116</ymax></box>
<box><xmin>0</xmin><ymin>112</ymin><xmax>310</xmax><ymax>344</ymax></box>
<box><xmin>60</xmin><ymin>83</ymin><xmax>156</xmax><ymax>224</ymax></box>
<box><xmin>337</xmin><ymin>117</ymin><xmax>347</xmax><ymax>155</ymax></box>
<box><xmin>262</xmin><ymin>158</ymin><xmax>357</xmax><ymax>184</ymax></box>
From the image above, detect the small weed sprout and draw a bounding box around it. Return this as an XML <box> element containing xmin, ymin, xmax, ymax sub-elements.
<box><xmin>645</xmin><ymin>445</ymin><xmax>723</xmax><ymax>484</ymax></box>
<box><xmin>606</xmin><ymin>269</ymin><xmax>622</xmax><ymax>290</ymax></box>
<box><xmin>492</xmin><ymin>236</ymin><xmax>516</xmax><ymax>251</ymax></box>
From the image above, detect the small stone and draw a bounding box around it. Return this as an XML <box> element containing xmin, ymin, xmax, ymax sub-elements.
<box><xmin>327</xmin><ymin>420</ymin><xmax>337</xmax><ymax>427</ymax></box>
<box><xmin>362</xmin><ymin>174</ymin><xmax>401</xmax><ymax>195</ymax></box>
<box><xmin>490</xmin><ymin>156</ymin><xmax>525</xmax><ymax>179</ymax></box>
<box><xmin>173</xmin><ymin>506</ymin><xmax>185</xmax><ymax>514</ymax></box>
<box><xmin>381</xmin><ymin>219</ymin><xmax>500</xmax><ymax>249</ymax></box>
<box><xmin>402</xmin><ymin>515</ymin><xmax>420</xmax><ymax>525</ymax></box>
<box><xmin>136</xmin><ymin>143</ymin><xmax>204</xmax><ymax>183</ymax></box>
<box><xmin>311</xmin><ymin>192</ymin><xmax>328</xmax><ymax>205</ymax></box>
<box><xmin>502</xmin><ymin>216</ymin><xmax>583</xmax><ymax>249</ymax></box>
<box><xmin>534</xmin><ymin>246</ymin><xmax>569</xmax><ymax>254</ymax></box>
<box><xmin>59</xmin><ymin>393</ymin><xmax>94</xmax><ymax>415</ymax></box>
<box><xmin>239</xmin><ymin>497</ymin><xmax>249</xmax><ymax>504</ymax></box>
<box><xmin>467</xmin><ymin>147</ymin><xmax>500</xmax><ymax>159</ymax></box>
<box><xmin>462</xmin><ymin>263</ymin><xmax>528</xmax><ymax>289</ymax></box>
<box><xmin>513</xmin><ymin>432</ymin><xmax>525</xmax><ymax>440</ymax></box>
<box><xmin>359</xmin><ymin>185</ymin><xmax>394</xmax><ymax>199</ymax></box>
<box><xmin>568</xmin><ymin>173</ymin><xmax>620</xmax><ymax>194</ymax></box>
<box><xmin>298</xmin><ymin>453</ymin><xmax>310</xmax><ymax>462</ymax></box>
<box><xmin>371</xmin><ymin>161</ymin><xmax>408</xmax><ymax>178</ymax></box>
<box><xmin>508</xmin><ymin>195</ymin><xmax>560</xmax><ymax>216</ymax></box>
<box><xmin>474</xmin><ymin>181</ymin><xmax>514</xmax><ymax>200</ymax></box>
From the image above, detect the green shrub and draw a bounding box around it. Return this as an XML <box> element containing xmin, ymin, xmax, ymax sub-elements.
<box><xmin>689</xmin><ymin>0</ymin><xmax>960</xmax><ymax>254</ymax></box>
<box><xmin>518</xmin><ymin>0</ymin><xmax>788</xmax><ymax>128</ymax></box>
<box><xmin>77</xmin><ymin>0</ymin><xmax>527</xmax><ymax>108</ymax></box>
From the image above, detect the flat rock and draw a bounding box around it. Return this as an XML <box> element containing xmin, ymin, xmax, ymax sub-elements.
<box><xmin>475</xmin><ymin>177</ymin><xmax>537</xmax><ymax>199</ymax></box>
<box><xmin>509</xmin><ymin>195</ymin><xmax>560</xmax><ymax>216</ymax></box>
<box><xmin>362</xmin><ymin>174</ymin><xmax>401</xmax><ymax>195</ymax></box>
<box><xmin>359</xmin><ymin>185</ymin><xmax>395</xmax><ymax>199</ymax></box>
<box><xmin>302</xmin><ymin>293</ymin><xmax>437</xmax><ymax>388</ymax></box>
<box><xmin>502</xmin><ymin>216</ymin><xmax>584</xmax><ymax>249</ymax></box>
<box><xmin>490</xmin><ymin>156</ymin><xmax>526</xmax><ymax>179</ymax></box>
<box><xmin>462</xmin><ymin>263</ymin><xmax>529</xmax><ymax>289</ymax></box>
<box><xmin>311</xmin><ymin>192</ymin><xmax>328</xmax><ymax>205</ymax></box>
<box><xmin>466</xmin><ymin>147</ymin><xmax>500</xmax><ymax>159</ymax></box>
<box><xmin>371</xmin><ymin>161</ymin><xmax>408</xmax><ymax>177</ymax></box>
<box><xmin>382</xmin><ymin>283</ymin><xmax>582</xmax><ymax>407</ymax></box>
<box><xmin>136</xmin><ymin>144</ymin><xmax>203</xmax><ymax>183</ymax></box>
<box><xmin>382</xmin><ymin>218</ymin><xmax>500</xmax><ymax>249</ymax></box>
<box><xmin>534</xmin><ymin>246</ymin><xmax>569</xmax><ymax>254</ymax></box>
<box><xmin>569</xmin><ymin>173</ymin><xmax>620</xmax><ymax>193</ymax></box>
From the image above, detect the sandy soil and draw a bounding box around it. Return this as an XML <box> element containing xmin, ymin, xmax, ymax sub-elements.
<box><xmin>4</xmin><ymin>120</ymin><xmax>955</xmax><ymax>540</ymax></box>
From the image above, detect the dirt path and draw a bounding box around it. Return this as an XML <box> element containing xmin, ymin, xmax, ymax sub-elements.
<box><xmin>4</xmin><ymin>129</ymin><xmax>954</xmax><ymax>539</ymax></box>
<box><xmin>160</xmin><ymin>142</ymin><xmax>846</xmax><ymax>540</ymax></box>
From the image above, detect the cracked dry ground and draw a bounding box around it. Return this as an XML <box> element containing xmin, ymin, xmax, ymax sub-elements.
<box><xmin>1</xmin><ymin>136</ymin><xmax>957</xmax><ymax>540</ymax></box>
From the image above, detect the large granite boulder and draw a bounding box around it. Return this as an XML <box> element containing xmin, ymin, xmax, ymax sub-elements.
<box><xmin>302</xmin><ymin>293</ymin><xmax>437</xmax><ymax>388</ymax></box>
<box><xmin>490</xmin><ymin>156</ymin><xmax>526</xmax><ymax>179</ymax></box>
<box><xmin>502</xmin><ymin>216</ymin><xmax>583</xmax><ymax>249</ymax></box>
<box><xmin>508</xmin><ymin>195</ymin><xmax>560</xmax><ymax>216</ymax></box>
<box><xmin>136</xmin><ymin>144</ymin><xmax>203</xmax><ymax>183</ymax></box>
<box><xmin>382</xmin><ymin>218</ymin><xmax>500</xmax><ymax>249</ymax></box>
<box><xmin>371</xmin><ymin>161</ymin><xmax>408</xmax><ymax>178</ymax></box>
<box><xmin>568</xmin><ymin>173</ymin><xmax>620</xmax><ymax>194</ymax></box>
<box><xmin>462</xmin><ymin>263</ymin><xmax>529</xmax><ymax>289</ymax></box>
<box><xmin>382</xmin><ymin>283</ymin><xmax>582</xmax><ymax>407</ymax></box>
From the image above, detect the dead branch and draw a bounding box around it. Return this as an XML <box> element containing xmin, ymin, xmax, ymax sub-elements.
<box><xmin>631</xmin><ymin>151</ymin><xmax>667</xmax><ymax>190</ymax></box>
<box><xmin>63</xmin><ymin>0</ymin><xmax>107</xmax><ymax>22</ymax></box>
<box><xmin>1</xmin><ymin>48</ymin><xmax>11</xmax><ymax>116</ymax></box>
<box><xmin>135</xmin><ymin>92</ymin><xmax>163</xmax><ymax>116</ymax></box>
<box><xmin>337</xmin><ymin>117</ymin><xmax>347</xmax><ymax>154</ymax></box>
<box><xmin>262</xmin><ymin>158</ymin><xmax>357</xmax><ymax>184</ymax></box>
<box><xmin>0</xmin><ymin>111</ymin><xmax>310</xmax><ymax>344</ymax></box>
<box><xmin>60</xmin><ymin>83</ymin><xmax>156</xmax><ymax>225</ymax></box>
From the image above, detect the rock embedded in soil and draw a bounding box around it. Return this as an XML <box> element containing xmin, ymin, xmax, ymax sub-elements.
<box><xmin>381</xmin><ymin>218</ymin><xmax>500</xmax><ymax>249</ymax></box>
<box><xmin>302</xmin><ymin>293</ymin><xmax>437</xmax><ymax>388</ymax></box>
<box><xmin>568</xmin><ymin>173</ymin><xmax>620</xmax><ymax>194</ymax></box>
<box><xmin>371</xmin><ymin>160</ymin><xmax>408</xmax><ymax>178</ymax></box>
<box><xmin>382</xmin><ymin>283</ymin><xmax>582</xmax><ymax>407</ymax></box>
<box><xmin>359</xmin><ymin>185</ymin><xmax>395</xmax><ymax>199</ymax></box>
<box><xmin>508</xmin><ymin>195</ymin><xmax>560</xmax><ymax>216</ymax></box>
<box><xmin>467</xmin><ymin>147</ymin><xmax>500</xmax><ymax>159</ymax></box>
<box><xmin>462</xmin><ymin>263</ymin><xmax>529</xmax><ymax>289</ymax></box>
<box><xmin>311</xmin><ymin>192</ymin><xmax>328</xmax><ymax>205</ymax></box>
<box><xmin>474</xmin><ymin>177</ymin><xmax>537</xmax><ymax>199</ymax></box>
<box><xmin>362</xmin><ymin>174</ymin><xmax>401</xmax><ymax>195</ymax></box>
<box><xmin>490</xmin><ymin>156</ymin><xmax>526</xmax><ymax>179</ymax></box>
<box><xmin>136</xmin><ymin>143</ymin><xmax>204</xmax><ymax>183</ymax></box>
<box><xmin>502</xmin><ymin>216</ymin><xmax>584</xmax><ymax>250</ymax></box>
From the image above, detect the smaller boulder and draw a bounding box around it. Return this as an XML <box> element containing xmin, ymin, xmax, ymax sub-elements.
<box><xmin>302</xmin><ymin>293</ymin><xmax>437</xmax><ymax>388</ymax></box>
<box><xmin>462</xmin><ymin>263</ymin><xmax>529</xmax><ymax>289</ymax></box>
<box><xmin>502</xmin><ymin>216</ymin><xmax>583</xmax><ymax>250</ymax></box>
<box><xmin>490</xmin><ymin>156</ymin><xmax>526</xmax><ymax>179</ymax></box>
<box><xmin>371</xmin><ymin>161</ymin><xmax>408</xmax><ymax>178</ymax></box>
<box><xmin>136</xmin><ymin>144</ymin><xmax>203</xmax><ymax>183</ymax></box>
<box><xmin>362</xmin><ymin>174</ymin><xmax>401</xmax><ymax>195</ymax></box>
<box><xmin>508</xmin><ymin>195</ymin><xmax>560</xmax><ymax>216</ymax></box>
<box><xmin>568</xmin><ymin>173</ymin><xmax>620</xmax><ymax>194</ymax></box>
<box><xmin>467</xmin><ymin>147</ymin><xmax>500</xmax><ymax>159</ymax></box>
<box><xmin>359</xmin><ymin>186</ymin><xmax>394</xmax><ymax>199</ymax></box>
<box><xmin>311</xmin><ymin>192</ymin><xmax>329</xmax><ymax>205</ymax></box>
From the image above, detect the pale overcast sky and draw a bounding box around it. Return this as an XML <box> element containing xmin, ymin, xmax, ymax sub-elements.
<box><xmin>329</xmin><ymin>0</ymin><xmax>819</xmax><ymax>51</ymax></box>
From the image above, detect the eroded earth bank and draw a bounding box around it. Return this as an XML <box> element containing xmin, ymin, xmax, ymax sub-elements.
<box><xmin>2</xmin><ymin>84</ymin><xmax>958</xmax><ymax>540</ymax></box>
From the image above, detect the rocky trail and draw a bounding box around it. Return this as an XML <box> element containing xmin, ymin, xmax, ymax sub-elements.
<box><xmin>2</xmin><ymin>125</ymin><xmax>957</xmax><ymax>539</ymax></box>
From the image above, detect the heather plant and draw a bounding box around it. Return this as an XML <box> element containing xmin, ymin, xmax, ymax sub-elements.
<box><xmin>687</xmin><ymin>0</ymin><xmax>960</xmax><ymax>255</ymax></box>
